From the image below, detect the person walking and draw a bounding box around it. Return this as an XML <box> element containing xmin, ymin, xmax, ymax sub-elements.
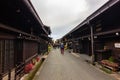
<box><xmin>60</xmin><ymin>43</ymin><xmax>64</xmax><ymax>54</ymax></box>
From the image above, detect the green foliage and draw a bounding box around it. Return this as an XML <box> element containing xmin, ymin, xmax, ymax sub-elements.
<box><xmin>108</xmin><ymin>56</ymin><xmax>114</xmax><ymax>62</ymax></box>
<box><xmin>100</xmin><ymin>67</ymin><xmax>112</xmax><ymax>74</ymax></box>
<box><xmin>45</xmin><ymin>52</ymin><xmax>49</xmax><ymax>55</ymax></box>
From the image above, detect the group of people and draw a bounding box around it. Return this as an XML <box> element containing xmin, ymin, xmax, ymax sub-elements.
<box><xmin>52</xmin><ymin>42</ymin><xmax>72</xmax><ymax>55</ymax></box>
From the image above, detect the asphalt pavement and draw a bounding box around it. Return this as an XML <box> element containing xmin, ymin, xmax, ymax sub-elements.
<box><xmin>34</xmin><ymin>48</ymin><xmax>117</xmax><ymax>80</ymax></box>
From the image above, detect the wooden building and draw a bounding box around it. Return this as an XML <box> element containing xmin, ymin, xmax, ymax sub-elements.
<box><xmin>0</xmin><ymin>0</ymin><xmax>51</xmax><ymax>80</ymax></box>
<box><xmin>62</xmin><ymin>0</ymin><xmax>120</xmax><ymax>64</ymax></box>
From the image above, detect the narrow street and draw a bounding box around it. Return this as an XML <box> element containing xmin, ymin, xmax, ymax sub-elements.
<box><xmin>34</xmin><ymin>49</ymin><xmax>116</xmax><ymax>80</ymax></box>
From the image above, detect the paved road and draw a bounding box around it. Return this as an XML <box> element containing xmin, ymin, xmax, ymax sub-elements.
<box><xmin>34</xmin><ymin>49</ymin><xmax>116</xmax><ymax>80</ymax></box>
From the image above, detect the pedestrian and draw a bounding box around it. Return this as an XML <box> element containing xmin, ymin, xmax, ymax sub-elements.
<box><xmin>60</xmin><ymin>43</ymin><xmax>64</xmax><ymax>54</ymax></box>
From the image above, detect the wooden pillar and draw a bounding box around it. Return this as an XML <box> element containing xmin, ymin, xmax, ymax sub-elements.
<box><xmin>88</xmin><ymin>22</ymin><xmax>95</xmax><ymax>64</ymax></box>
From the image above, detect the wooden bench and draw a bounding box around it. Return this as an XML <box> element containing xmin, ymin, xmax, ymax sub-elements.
<box><xmin>101</xmin><ymin>60</ymin><xmax>119</xmax><ymax>71</ymax></box>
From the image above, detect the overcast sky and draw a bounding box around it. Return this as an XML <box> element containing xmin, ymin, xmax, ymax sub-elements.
<box><xmin>30</xmin><ymin>0</ymin><xmax>108</xmax><ymax>40</ymax></box>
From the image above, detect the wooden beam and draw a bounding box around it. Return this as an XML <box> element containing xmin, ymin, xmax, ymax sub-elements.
<box><xmin>25</xmin><ymin>54</ymin><xmax>38</xmax><ymax>63</ymax></box>
<box><xmin>94</xmin><ymin>28</ymin><xmax>120</xmax><ymax>36</ymax></box>
<box><xmin>87</xmin><ymin>0</ymin><xmax>119</xmax><ymax>21</ymax></box>
<box><xmin>0</xmin><ymin>23</ymin><xmax>36</xmax><ymax>38</ymax></box>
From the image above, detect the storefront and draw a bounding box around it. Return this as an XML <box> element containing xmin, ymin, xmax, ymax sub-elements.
<box><xmin>61</xmin><ymin>0</ymin><xmax>120</xmax><ymax>65</ymax></box>
<box><xmin>0</xmin><ymin>0</ymin><xmax>51</xmax><ymax>80</ymax></box>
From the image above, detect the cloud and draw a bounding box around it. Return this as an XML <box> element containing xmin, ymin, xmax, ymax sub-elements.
<box><xmin>31</xmin><ymin>0</ymin><xmax>88</xmax><ymax>27</ymax></box>
<box><xmin>30</xmin><ymin>0</ymin><xmax>108</xmax><ymax>39</ymax></box>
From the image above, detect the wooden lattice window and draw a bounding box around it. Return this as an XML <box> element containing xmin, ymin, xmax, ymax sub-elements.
<box><xmin>0</xmin><ymin>40</ymin><xmax>14</xmax><ymax>74</ymax></box>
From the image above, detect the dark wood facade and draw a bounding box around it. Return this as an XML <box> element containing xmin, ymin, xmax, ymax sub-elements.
<box><xmin>62</xmin><ymin>0</ymin><xmax>120</xmax><ymax>64</ymax></box>
<box><xmin>0</xmin><ymin>0</ymin><xmax>51</xmax><ymax>80</ymax></box>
